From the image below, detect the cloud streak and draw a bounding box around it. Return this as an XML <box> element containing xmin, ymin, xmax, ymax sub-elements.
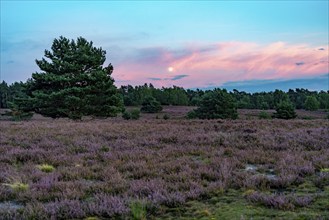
<box><xmin>113</xmin><ymin>41</ymin><xmax>328</xmax><ymax>88</ymax></box>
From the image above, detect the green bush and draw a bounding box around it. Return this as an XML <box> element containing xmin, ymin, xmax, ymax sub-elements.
<box><xmin>163</xmin><ymin>114</ymin><xmax>170</xmax><ymax>120</ymax></box>
<box><xmin>122</xmin><ymin>109</ymin><xmax>140</xmax><ymax>120</ymax></box>
<box><xmin>122</xmin><ymin>111</ymin><xmax>132</xmax><ymax>120</ymax></box>
<box><xmin>140</xmin><ymin>96</ymin><xmax>162</xmax><ymax>113</ymax></box>
<box><xmin>190</xmin><ymin>89</ymin><xmax>238</xmax><ymax>119</ymax></box>
<box><xmin>130</xmin><ymin>109</ymin><xmax>141</xmax><ymax>120</ymax></box>
<box><xmin>187</xmin><ymin>110</ymin><xmax>197</xmax><ymax>119</ymax></box>
<box><xmin>273</xmin><ymin>101</ymin><xmax>297</xmax><ymax>119</ymax></box>
<box><xmin>258</xmin><ymin>111</ymin><xmax>271</xmax><ymax>119</ymax></box>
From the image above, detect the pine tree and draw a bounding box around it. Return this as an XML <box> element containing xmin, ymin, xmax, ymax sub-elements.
<box><xmin>273</xmin><ymin>100</ymin><xmax>297</xmax><ymax>119</ymax></box>
<box><xmin>189</xmin><ymin>89</ymin><xmax>238</xmax><ymax>119</ymax></box>
<box><xmin>14</xmin><ymin>36</ymin><xmax>124</xmax><ymax>119</ymax></box>
<box><xmin>140</xmin><ymin>96</ymin><xmax>162</xmax><ymax>113</ymax></box>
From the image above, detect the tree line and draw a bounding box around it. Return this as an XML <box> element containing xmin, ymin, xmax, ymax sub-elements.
<box><xmin>2</xmin><ymin>80</ymin><xmax>328</xmax><ymax>111</ymax></box>
<box><xmin>118</xmin><ymin>83</ymin><xmax>328</xmax><ymax>110</ymax></box>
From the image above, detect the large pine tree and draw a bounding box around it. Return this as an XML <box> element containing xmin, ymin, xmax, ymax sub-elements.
<box><xmin>15</xmin><ymin>36</ymin><xmax>124</xmax><ymax>119</ymax></box>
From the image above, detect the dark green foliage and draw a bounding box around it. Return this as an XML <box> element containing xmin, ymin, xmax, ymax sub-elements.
<box><xmin>273</xmin><ymin>100</ymin><xmax>297</xmax><ymax>119</ymax></box>
<box><xmin>122</xmin><ymin>111</ymin><xmax>132</xmax><ymax>120</ymax></box>
<box><xmin>163</xmin><ymin>114</ymin><xmax>170</xmax><ymax>120</ymax></box>
<box><xmin>318</xmin><ymin>92</ymin><xmax>329</xmax><ymax>109</ymax></box>
<box><xmin>130</xmin><ymin>109</ymin><xmax>141</xmax><ymax>120</ymax></box>
<box><xmin>191</xmin><ymin>89</ymin><xmax>238</xmax><ymax>119</ymax></box>
<box><xmin>0</xmin><ymin>81</ymin><xmax>9</xmax><ymax>108</ymax></box>
<box><xmin>0</xmin><ymin>81</ymin><xmax>27</xmax><ymax>109</ymax></box>
<box><xmin>258</xmin><ymin>111</ymin><xmax>271</xmax><ymax>119</ymax></box>
<box><xmin>120</xmin><ymin>84</ymin><xmax>189</xmax><ymax>106</ymax></box>
<box><xmin>140</xmin><ymin>96</ymin><xmax>162</xmax><ymax>113</ymax></box>
<box><xmin>304</xmin><ymin>96</ymin><xmax>320</xmax><ymax>111</ymax></box>
<box><xmin>186</xmin><ymin>110</ymin><xmax>198</xmax><ymax>119</ymax></box>
<box><xmin>12</xmin><ymin>36</ymin><xmax>123</xmax><ymax>119</ymax></box>
<box><xmin>122</xmin><ymin>109</ymin><xmax>141</xmax><ymax>120</ymax></box>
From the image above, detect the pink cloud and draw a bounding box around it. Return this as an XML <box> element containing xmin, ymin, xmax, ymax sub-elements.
<box><xmin>112</xmin><ymin>41</ymin><xmax>328</xmax><ymax>88</ymax></box>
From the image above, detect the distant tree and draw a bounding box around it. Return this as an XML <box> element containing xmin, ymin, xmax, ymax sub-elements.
<box><xmin>318</xmin><ymin>92</ymin><xmax>329</xmax><ymax>109</ymax></box>
<box><xmin>273</xmin><ymin>89</ymin><xmax>289</xmax><ymax>108</ymax></box>
<box><xmin>189</xmin><ymin>89</ymin><xmax>238</xmax><ymax>119</ymax></box>
<box><xmin>141</xmin><ymin>96</ymin><xmax>162</xmax><ymax>113</ymax></box>
<box><xmin>12</xmin><ymin>36</ymin><xmax>124</xmax><ymax>119</ymax></box>
<box><xmin>273</xmin><ymin>100</ymin><xmax>297</xmax><ymax>119</ymax></box>
<box><xmin>304</xmin><ymin>96</ymin><xmax>320</xmax><ymax>111</ymax></box>
<box><xmin>0</xmin><ymin>81</ymin><xmax>9</xmax><ymax>108</ymax></box>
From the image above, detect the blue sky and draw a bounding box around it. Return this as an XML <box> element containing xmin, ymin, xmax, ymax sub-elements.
<box><xmin>1</xmin><ymin>1</ymin><xmax>328</xmax><ymax>92</ymax></box>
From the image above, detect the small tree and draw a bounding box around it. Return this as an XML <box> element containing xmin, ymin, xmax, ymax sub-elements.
<box><xmin>140</xmin><ymin>96</ymin><xmax>162</xmax><ymax>113</ymax></box>
<box><xmin>12</xmin><ymin>36</ymin><xmax>124</xmax><ymax>119</ymax></box>
<box><xmin>304</xmin><ymin>96</ymin><xmax>320</xmax><ymax>111</ymax></box>
<box><xmin>189</xmin><ymin>89</ymin><xmax>238</xmax><ymax>119</ymax></box>
<box><xmin>122</xmin><ymin>109</ymin><xmax>140</xmax><ymax>120</ymax></box>
<box><xmin>273</xmin><ymin>100</ymin><xmax>297</xmax><ymax>119</ymax></box>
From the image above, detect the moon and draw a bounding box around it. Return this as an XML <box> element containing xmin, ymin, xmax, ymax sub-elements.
<box><xmin>168</xmin><ymin>67</ymin><xmax>174</xmax><ymax>72</ymax></box>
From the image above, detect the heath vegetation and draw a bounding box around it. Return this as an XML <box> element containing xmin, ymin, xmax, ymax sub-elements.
<box><xmin>0</xmin><ymin>113</ymin><xmax>328</xmax><ymax>219</ymax></box>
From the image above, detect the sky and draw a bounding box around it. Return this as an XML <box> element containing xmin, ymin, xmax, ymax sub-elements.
<box><xmin>1</xmin><ymin>0</ymin><xmax>328</xmax><ymax>92</ymax></box>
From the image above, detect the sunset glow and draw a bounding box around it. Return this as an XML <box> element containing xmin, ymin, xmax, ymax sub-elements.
<box><xmin>1</xmin><ymin>1</ymin><xmax>328</xmax><ymax>91</ymax></box>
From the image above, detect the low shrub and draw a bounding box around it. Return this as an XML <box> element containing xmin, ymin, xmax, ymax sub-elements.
<box><xmin>37</xmin><ymin>164</ymin><xmax>55</xmax><ymax>173</ymax></box>
<box><xmin>122</xmin><ymin>109</ymin><xmax>140</xmax><ymax>120</ymax></box>
<box><xmin>122</xmin><ymin>111</ymin><xmax>132</xmax><ymax>120</ymax></box>
<box><xmin>258</xmin><ymin>111</ymin><xmax>271</xmax><ymax>119</ymax></box>
<box><xmin>163</xmin><ymin>114</ymin><xmax>170</xmax><ymax>120</ymax></box>
<box><xmin>273</xmin><ymin>101</ymin><xmax>297</xmax><ymax>119</ymax></box>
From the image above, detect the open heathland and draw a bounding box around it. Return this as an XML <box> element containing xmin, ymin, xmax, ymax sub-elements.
<box><xmin>0</xmin><ymin>108</ymin><xmax>328</xmax><ymax>219</ymax></box>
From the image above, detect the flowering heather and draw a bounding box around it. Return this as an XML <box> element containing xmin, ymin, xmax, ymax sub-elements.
<box><xmin>0</xmin><ymin>111</ymin><xmax>328</xmax><ymax>219</ymax></box>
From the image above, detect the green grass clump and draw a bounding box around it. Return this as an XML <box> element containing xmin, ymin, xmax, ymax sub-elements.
<box><xmin>320</xmin><ymin>168</ymin><xmax>329</xmax><ymax>172</ymax></box>
<box><xmin>130</xmin><ymin>201</ymin><xmax>147</xmax><ymax>220</ymax></box>
<box><xmin>3</xmin><ymin>182</ymin><xmax>29</xmax><ymax>192</ymax></box>
<box><xmin>37</xmin><ymin>164</ymin><xmax>55</xmax><ymax>173</ymax></box>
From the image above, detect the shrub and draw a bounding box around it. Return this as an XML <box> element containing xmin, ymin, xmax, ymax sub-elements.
<box><xmin>122</xmin><ymin>111</ymin><xmax>132</xmax><ymax>120</ymax></box>
<box><xmin>190</xmin><ymin>89</ymin><xmax>238</xmax><ymax>119</ymax></box>
<box><xmin>163</xmin><ymin>114</ymin><xmax>170</xmax><ymax>120</ymax></box>
<box><xmin>6</xmin><ymin>105</ymin><xmax>33</xmax><ymax>121</ymax></box>
<box><xmin>258</xmin><ymin>111</ymin><xmax>271</xmax><ymax>119</ymax></box>
<box><xmin>37</xmin><ymin>164</ymin><xmax>55</xmax><ymax>173</ymax></box>
<box><xmin>141</xmin><ymin>96</ymin><xmax>162</xmax><ymax>113</ymax></box>
<box><xmin>122</xmin><ymin>109</ymin><xmax>140</xmax><ymax>120</ymax></box>
<box><xmin>273</xmin><ymin>101</ymin><xmax>297</xmax><ymax>119</ymax></box>
<box><xmin>130</xmin><ymin>109</ymin><xmax>141</xmax><ymax>120</ymax></box>
<box><xmin>186</xmin><ymin>110</ymin><xmax>197</xmax><ymax>119</ymax></box>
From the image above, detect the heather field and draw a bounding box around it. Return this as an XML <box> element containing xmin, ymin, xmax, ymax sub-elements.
<box><xmin>0</xmin><ymin>108</ymin><xmax>329</xmax><ymax>219</ymax></box>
